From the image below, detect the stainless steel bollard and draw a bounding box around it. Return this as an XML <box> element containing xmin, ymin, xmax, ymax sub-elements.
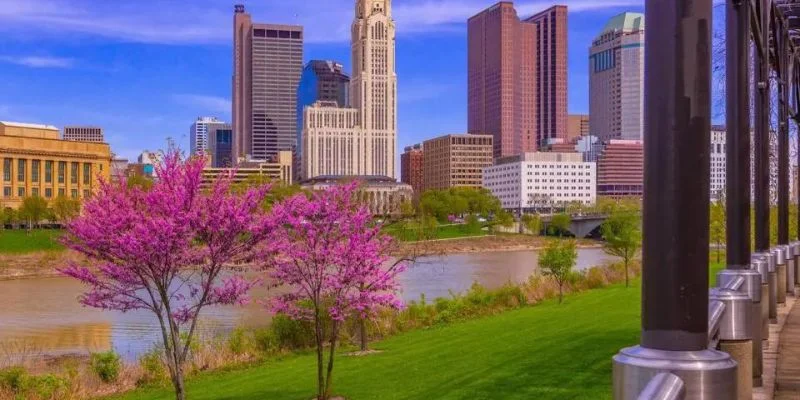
<box><xmin>636</xmin><ymin>373</ymin><xmax>685</xmax><ymax>400</ymax></box>
<box><xmin>767</xmin><ymin>249</ymin><xmax>779</xmax><ymax>322</ymax></box>
<box><xmin>751</xmin><ymin>256</ymin><xmax>770</xmax><ymax>342</ymax></box>
<box><xmin>718</xmin><ymin>268</ymin><xmax>762</xmax><ymax>387</ymax></box>
<box><xmin>775</xmin><ymin>246</ymin><xmax>788</xmax><ymax>304</ymax></box>
<box><xmin>791</xmin><ymin>241</ymin><xmax>800</xmax><ymax>292</ymax></box>
<box><xmin>710</xmin><ymin>287</ymin><xmax>753</xmax><ymax>400</ymax></box>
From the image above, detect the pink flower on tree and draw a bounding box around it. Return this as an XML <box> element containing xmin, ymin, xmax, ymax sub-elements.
<box><xmin>265</xmin><ymin>183</ymin><xmax>405</xmax><ymax>400</ymax></box>
<box><xmin>60</xmin><ymin>148</ymin><xmax>273</xmax><ymax>400</ymax></box>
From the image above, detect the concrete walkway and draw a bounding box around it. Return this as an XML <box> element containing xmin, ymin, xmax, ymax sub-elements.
<box><xmin>774</xmin><ymin>292</ymin><xmax>800</xmax><ymax>399</ymax></box>
<box><xmin>754</xmin><ymin>296</ymin><xmax>796</xmax><ymax>400</ymax></box>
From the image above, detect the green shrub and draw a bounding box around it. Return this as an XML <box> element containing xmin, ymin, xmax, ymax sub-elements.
<box><xmin>91</xmin><ymin>350</ymin><xmax>121</xmax><ymax>383</ymax></box>
<box><xmin>0</xmin><ymin>366</ymin><xmax>27</xmax><ymax>392</ymax></box>
<box><xmin>584</xmin><ymin>266</ymin><xmax>608</xmax><ymax>289</ymax></box>
<box><xmin>27</xmin><ymin>374</ymin><xmax>70</xmax><ymax>399</ymax></box>
<box><xmin>227</xmin><ymin>327</ymin><xmax>251</xmax><ymax>355</ymax></box>
<box><xmin>253</xmin><ymin>328</ymin><xmax>279</xmax><ymax>354</ymax></box>
<box><xmin>271</xmin><ymin>314</ymin><xmax>316</xmax><ymax>350</ymax></box>
<box><xmin>137</xmin><ymin>349</ymin><xmax>168</xmax><ymax>387</ymax></box>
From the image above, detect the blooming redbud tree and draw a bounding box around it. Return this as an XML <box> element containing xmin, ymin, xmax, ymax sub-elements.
<box><xmin>266</xmin><ymin>183</ymin><xmax>406</xmax><ymax>400</ymax></box>
<box><xmin>60</xmin><ymin>149</ymin><xmax>272</xmax><ymax>400</ymax></box>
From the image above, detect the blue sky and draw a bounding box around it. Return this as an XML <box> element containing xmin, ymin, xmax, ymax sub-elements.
<box><xmin>0</xmin><ymin>0</ymin><xmax>649</xmax><ymax>161</ymax></box>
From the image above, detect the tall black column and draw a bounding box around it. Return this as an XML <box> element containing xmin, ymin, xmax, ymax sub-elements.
<box><xmin>726</xmin><ymin>0</ymin><xmax>751</xmax><ymax>268</ymax></box>
<box><xmin>641</xmin><ymin>0</ymin><xmax>712</xmax><ymax>351</ymax></box>
<box><xmin>778</xmin><ymin>28</ymin><xmax>789</xmax><ymax>245</ymax></box>
<box><xmin>754</xmin><ymin>0</ymin><xmax>771</xmax><ymax>251</ymax></box>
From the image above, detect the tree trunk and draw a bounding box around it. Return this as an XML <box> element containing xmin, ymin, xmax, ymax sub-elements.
<box><xmin>359</xmin><ymin>317</ymin><xmax>368</xmax><ymax>352</ymax></box>
<box><xmin>323</xmin><ymin>322</ymin><xmax>339</xmax><ymax>400</ymax></box>
<box><xmin>624</xmin><ymin>256</ymin><xmax>629</xmax><ymax>288</ymax></box>
<box><xmin>558</xmin><ymin>284</ymin><xmax>563</xmax><ymax>304</ymax></box>
<box><xmin>172</xmin><ymin>363</ymin><xmax>186</xmax><ymax>400</ymax></box>
<box><xmin>314</xmin><ymin>313</ymin><xmax>325</xmax><ymax>400</ymax></box>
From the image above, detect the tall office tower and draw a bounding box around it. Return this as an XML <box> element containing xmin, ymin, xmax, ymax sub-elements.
<box><xmin>422</xmin><ymin>134</ymin><xmax>493</xmax><ymax>191</ymax></box>
<box><xmin>709</xmin><ymin>125</ymin><xmax>726</xmax><ymax>201</ymax></box>
<box><xmin>589</xmin><ymin>12</ymin><xmax>645</xmax><ymax>142</ymax></box>
<box><xmin>62</xmin><ymin>126</ymin><xmax>104</xmax><ymax>143</ymax></box>
<box><xmin>350</xmin><ymin>0</ymin><xmax>398</xmax><ymax>178</ymax></box>
<box><xmin>567</xmin><ymin>114</ymin><xmax>590</xmax><ymax>141</ymax></box>
<box><xmin>296</xmin><ymin>60</ymin><xmax>351</xmax><ymax>176</ymax></box>
<box><xmin>208</xmin><ymin>123</ymin><xmax>234</xmax><ymax>167</ymax></box>
<box><xmin>525</xmin><ymin>5</ymin><xmax>568</xmax><ymax>148</ymax></box>
<box><xmin>189</xmin><ymin>117</ymin><xmax>225</xmax><ymax>155</ymax></box>
<box><xmin>468</xmin><ymin>2</ymin><xmax>536</xmax><ymax>159</ymax></box>
<box><xmin>233</xmin><ymin>4</ymin><xmax>303</xmax><ymax>162</ymax></box>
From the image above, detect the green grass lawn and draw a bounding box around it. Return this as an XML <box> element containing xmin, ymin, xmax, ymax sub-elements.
<box><xmin>0</xmin><ymin>229</ymin><xmax>65</xmax><ymax>254</ymax></box>
<box><xmin>383</xmin><ymin>222</ymin><xmax>487</xmax><ymax>242</ymax></box>
<box><xmin>115</xmin><ymin>282</ymin><xmax>641</xmax><ymax>400</ymax></box>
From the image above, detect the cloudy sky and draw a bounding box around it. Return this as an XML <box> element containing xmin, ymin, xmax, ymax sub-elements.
<box><xmin>0</xmin><ymin>0</ymin><xmax>653</xmax><ymax>160</ymax></box>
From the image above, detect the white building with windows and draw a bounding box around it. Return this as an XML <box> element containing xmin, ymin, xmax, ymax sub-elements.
<box><xmin>710</xmin><ymin>125</ymin><xmax>726</xmax><ymax>201</ymax></box>
<box><xmin>190</xmin><ymin>116</ymin><xmax>226</xmax><ymax>156</ymax></box>
<box><xmin>483</xmin><ymin>152</ymin><xmax>596</xmax><ymax>211</ymax></box>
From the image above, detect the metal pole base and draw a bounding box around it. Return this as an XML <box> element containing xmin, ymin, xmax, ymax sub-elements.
<box><xmin>717</xmin><ymin>268</ymin><xmax>763</xmax><ymax>387</ymax></box>
<box><xmin>613</xmin><ymin>346</ymin><xmax>737</xmax><ymax>399</ymax></box>
<box><xmin>788</xmin><ymin>257</ymin><xmax>796</xmax><ymax>296</ymax></box>
<box><xmin>777</xmin><ymin>264</ymin><xmax>787</xmax><ymax>304</ymax></box>
<box><xmin>769</xmin><ymin>271</ymin><xmax>778</xmax><ymax>322</ymax></box>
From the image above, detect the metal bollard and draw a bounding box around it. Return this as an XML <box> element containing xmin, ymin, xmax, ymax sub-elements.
<box><xmin>751</xmin><ymin>256</ymin><xmax>770</xmax><ymax>342</ymax></box>
<box><xmin>637</xmin><ymin>373</ymin><xmax>685</xmax><ymax>400</ymax></box>
<box><xmin>766</xmin><ymin>249</ymin><xmax>778</xmax><ymax>322</ymax></box>
<box><xmin>791</xmin><ymin>242</ymin><xmax>800</xmax><ymax>292</ymax></box>
<box><xmin>718</xmin><ymin>268</ymin><xmax>762</xmax><ymax>387</ymax></box>
<box><xmin>710</xmin><ymin>287</ymin><xmax>752</xmax><ymax>400</ymax></box>
<box><xmin>774</xmin><ymin>247</ymin><xmax>788</xmax><ymax>305</ymax></box>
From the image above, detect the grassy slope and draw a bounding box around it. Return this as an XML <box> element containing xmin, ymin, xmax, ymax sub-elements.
<box><xmin>116</xmin><ymin>283</ymin><xmax>641</xmax><ymax>400</ymax></box>
<box><xmin>0</xmin><ymin>229</ymin><xmax>64</xmax><ymax>254</ymax></box>
<box><xmin>384</xmin><ymin>223</ymin><xmax>487</xmax><ymax>242</ymax></box>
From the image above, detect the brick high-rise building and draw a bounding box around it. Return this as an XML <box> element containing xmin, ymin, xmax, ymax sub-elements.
<box><xmin>233</xmin><ymin>4</ymin><xmax>303</xmax><ymax>162</ymax></box>
<box><xmin>589</xmin><ymin>12</ymin><xmax>645</xmax><ymax>142</ymax></box>
<box><xmin>62</xmin><ymin>126</ymin><xmax>104</xmax><ymax>143</ymax></box>
<box><xmin>567</xmin><ymin>114</ymin><xmax>590</xmax><ymax>141</ymax></box>
<box><xmin>401</xmin><ymin>144</ymin><xmax>423</xmax><ymax>195</ymax></box>
<box><xmin>596</xmin><ymin>139</ymin><xmax>643</xmax><ymax>197</ymax></box>
<box><xmin>468</xmin><ymin>2</ymin><xmax>536</xmax><ymax>159</ymax></box>
<box><xmin>525</xmin><ymin>5</ymin><xmax>568</xmax><ymax>148</ymax></box>
<box><xmin>422</xmin><ymin>134</ymin><xmax>493</xmax><ymax>191</ymax></box>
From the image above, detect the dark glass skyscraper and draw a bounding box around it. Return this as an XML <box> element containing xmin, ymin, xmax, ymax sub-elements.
<box><xmin>295</xmin><ymin>60</ymin><xmax>351</xmax><ymax>169</ymax></box>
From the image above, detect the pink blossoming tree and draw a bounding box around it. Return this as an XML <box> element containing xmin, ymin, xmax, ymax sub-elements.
<box><xmin>267</xmin><ymin>183</ymin><xmax>405</xmax><ymax>400</ymax></box>
<box><xmin>60</xmin><ymin>149</ymin><xmax>272</xmax><ymax>400</ymax></box>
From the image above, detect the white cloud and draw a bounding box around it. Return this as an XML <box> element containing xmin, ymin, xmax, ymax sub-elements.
<box><xmin>0</xmin><ymin>55</ymin><xmax>74</xmax><ymax>68</ymax></box>
<box><xmin>0</xmin><ymin>0</ymin><xmax>643</xmax><ymax>45</ymax></box>
<box><xmin>171</xmin><ymin>94</ymin><xmax>231</xmax><ymax>115</ymax></box>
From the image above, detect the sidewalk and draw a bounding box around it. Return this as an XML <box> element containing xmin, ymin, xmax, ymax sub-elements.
<box><xmin>774</xmin><ymin>291</ymin><xmax>800</xmax><ymax>399</ymax></box>
<box><xmin>754</xmin><ymin>296</ymin><xmax>795</xmax><ymax>400</ymax></box>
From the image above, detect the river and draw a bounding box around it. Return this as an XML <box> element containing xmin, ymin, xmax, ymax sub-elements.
<box><xmin>0</xmin><ymin>248</ymin><xmax>613</xmax><ymax>361</ymax></box>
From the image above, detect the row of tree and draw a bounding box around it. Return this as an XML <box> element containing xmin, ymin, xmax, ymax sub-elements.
<box><xmin>1</xmin><ymin>195</ymin><xmax>82</xmax><ymax>229</ymax></box>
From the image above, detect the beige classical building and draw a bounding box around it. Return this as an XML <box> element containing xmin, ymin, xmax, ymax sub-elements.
<box><xmin>300</xmin><ymin>0</ymin><xmax>398</xmax><ymax>180</ymax></box>
<box><xmin>0</xmin><ymin>121</ymin><xmax>111</xmax><ymax>208</ymax></box>
<box><xmin>301</xmin><ymin>175</ymin><xmax>412</xmax><ymax>216</ymax></box>
<box><xmin>63</xmin><ymin>126</ymin><xmax>104</xmax><ymax>142</ymax></box>
<box><xmin>422</xmin><ymin>134</ymin><xmax>493</xmax><ymax>191</ymax></box>
<box><xmin>202</xmin><ymin>150</ymin><xmax>292</xmax><ymax>188</ymax></box>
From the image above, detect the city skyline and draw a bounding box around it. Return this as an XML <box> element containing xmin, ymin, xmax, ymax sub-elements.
<box><xmin>0</xmin><ymin>0</ymin><xmax>648</xmax><ymax>163</ymax></box>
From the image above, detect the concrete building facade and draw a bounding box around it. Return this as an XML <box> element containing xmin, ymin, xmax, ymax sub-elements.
<box><xmin>422</xmin><ymin>134</ymin><xmax>493</xmax><ymax>191</ymax></box>
<box><xmin>202</xmin><ymin>150</ymin><xmax>292</xmax><ymax>188</ymax></box>
<box><xmin>401</xmin><ymin>143</ymin><xmax>424</xmax><ymax>195</ymax></box>
<box><xmin>596</xmin><ymin>139</ymin><xmax>643</xmax><ymax>197</ymax></box>
<box><xmin>301</xmin><ymin>175</ymin><xmax>412</xmax><ymax>216</ymax></box>
<box><xmin>589</xmin><ymin>12</ymin><xmax>645</xmax><ymax>142</ymax></box>
<box><xmin>482</xmin><ymin>152</ymin><xmax>596</xmax><ymax>211</ymax></box>
<box><xmin>468</xmin><ymin>2</ymin><xmax>536</xmax><ymax>159</ymax></box>
<box><xmin>710</xmin><ymin>125</ymin><xmax>726</xmax><ymax>201</ymax></box>
<box><xmin>63</xmin><ymin>126</ymin><xmax>104</xmax><ymax>143</ymax></box>
<box><xmin>567</xmin><ymin>114</ymin><xmax>590</xmax><ymax>142</ymax></box>
<box><xmin>300</xmin><ymin>101</ymin><xmax>362</xmax><ymax>179</ymax></box>
<box><xmin>0</xmin><ymin>121</ymin><xmax>111</xmax><ymax>208</ymax></box>
<box><xmin>525</xmin><ymin>5</ymin><xmax>568</xmax><ymax>148</ymax></box>
<box><xmin>190</xmin><ymin>117</ymin><xmax>226</xmax><ymax>156</ymax></box>
<box><xmin>233</xmin><ymin>5</ymin><xmax>303</xmax><ymax>161</ymax></box>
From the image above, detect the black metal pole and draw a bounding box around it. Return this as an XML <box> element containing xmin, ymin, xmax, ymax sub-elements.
<box><xmin>641</xmin><ymin>0</ymin><xmax>712</xmax><ymax>351</ymax></box>
<box><xmin>754</xmin><ymin>0</ymin><xmax>771</xmax><ymax>252</ymax></box>
<box><xmin>726</xmin><ymin>0</ymin><xmax>751</xmax><ymax>269</ymax></box>
<box><xmin>778</xmin><ymin>27</ymin><xmax>789</xmax><ymax>245</ymax></box>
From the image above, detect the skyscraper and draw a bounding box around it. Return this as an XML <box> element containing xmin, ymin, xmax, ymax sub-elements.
<box><xmin>208</xmin><ymin>123</ymin><xmax>234</xmax><ymax>168</ymax></box>
<box><xmin>233</xmin><ymin>5</ymin><xmax>303</xmax><ymax>162</ymax></box>
<box><xmin>300</xmin><ymin>0</ymin><xmax>398</xmax><ymax>180</ymax></box>
<box><xmin>589</xmin><ymin>12</ymin><xmax>644</xmax><ymax>142</ymax></box>
<box><xmin>401</xmin><ymin>144</ymin><xmax>423</xmax><ymax>195</ymax></box>
<box><xmin>351</xmin><ymin>0</ymin><xmax>398</xmax><ymax>178</ymax></box>
<box><xmin>190</xmin><ymin>116</ymin><xmax>225</xmax><ymax>156</ymax></box>
<box><xmin>468</xmin><ymin>2</ymin><xmax>536</xmax><ymax>159</ymax></box>
<box><xmin>525</xmin><ymin>5</ymin><xmax>568</xmax><ymax>148</ymax></box>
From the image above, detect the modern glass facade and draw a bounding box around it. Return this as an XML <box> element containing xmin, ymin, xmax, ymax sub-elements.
<box><xmin>213</xmin><ymin>129</ymin><xmax>233</xmax><ymax>168</ymax></box>
<box><xmin>296</xmin><ymin>60</ymin><xmax>351</xmax><ymax>162</ymax></box>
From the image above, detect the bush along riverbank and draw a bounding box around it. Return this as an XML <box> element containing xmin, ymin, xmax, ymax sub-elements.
<box><xmin>0</xmin><ymin>260</ymin><xmax>641</xmax><ymax>400</ymax></box>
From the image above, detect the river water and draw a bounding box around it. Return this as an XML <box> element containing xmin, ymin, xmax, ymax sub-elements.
<box><xmin>0</xmin><ymin>248</ymin><xmax>613</xmax><ymax>361</ymax></box>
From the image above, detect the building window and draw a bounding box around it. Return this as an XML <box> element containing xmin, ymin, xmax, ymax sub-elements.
<box><xmin>17</xmin><ymin>159</ymin><xmax>25</xmax><ymax>182</ymax></box>
<box><xmin>2</xmin><ymin>159</ymin><xmax>10</xmax><ymax>182</ymax></box>
<box><xmin>45</xmin><ymin>161</ymin><xmax>53</xmax><ymax>183</ymax></box>
<box><xmin>17</xmin><ymin>187</ymin><xmax>24</xmax><ymax>198</ymax></box>
<box><xmin>71</xmin><ymin>162</ymin><xmax>79</xmax><ymax>184</ymax></box>
<box><xmin>3</xmin><ymin>187</ymin><xmax>10</xmax><ymax>197</ymax></box>
<box><xmin>58</xmin><ymin>188</ymin><xmax>65</xmax><ymax>197</ymax></box>
<box><xmin>45</xmin><ymin>188</ymin><xmax>52</xmax><ymax>198</ymax></box>
<box><xmin>71</xmin><ymin>189</ymin><xmax>78</xmax><ymax>199</ymax></box>
<box><xmin>83</xmin><ymin>189</ymin><xmax>90</xmax><ymax>198</ymax></box>
<box><xmin>58</xmin><ymin>162</ymin><xmax>66</xmax><ymax>184</ymax></box>
<box><xmin>32</xmin><ymin>188</ymin><xmax>39</xmax><ymax>197</ymax></box>
<box><xmin>83</xmin><ymin>164</ymin><xmax>92</xmax><ymax>185</ymax></box>
<box><xmin>31</xmin><ymin>160</ymin><xmax>40</xmax><ymax>182</ymax></box>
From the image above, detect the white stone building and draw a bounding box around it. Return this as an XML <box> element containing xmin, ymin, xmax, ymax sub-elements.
<box><xmin>300</xmin><ymin>0</ymin><xmax>397</xmax><ymax>180</ymax></box>
<box><xmin>190</xmin><ymin>117</ymin><xmax>226</xmax><ymax>156</ymax></box>
<box><xmin>483</xmin><ymin>152</ymin><xmax>597</xmax><ymax>211</ymax></box>
<box><xmin>710</xmin><ymin>125</ymin><xmax>726</xmax><ymax>201</ymax></box>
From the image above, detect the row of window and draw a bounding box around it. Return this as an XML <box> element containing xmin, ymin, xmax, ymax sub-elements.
<box><xmin>3</xmin><ymin>159</ymin><xmax>95</xmax><ymax>185</ymax></box>
<box><xmin>2</xmin><ymin>186</ymin><xmax>90</xmax><ymax>199</ymax></box>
